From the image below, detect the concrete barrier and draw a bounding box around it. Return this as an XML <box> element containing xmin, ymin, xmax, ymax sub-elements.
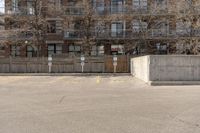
<box><xmin>131</xmin><ymin>55</ymin><xmax>200</xmax><ymax>85</ymax></box>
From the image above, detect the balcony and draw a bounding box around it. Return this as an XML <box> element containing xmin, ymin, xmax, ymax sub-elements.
<box><xmin>63</xmin><ymin>5</ymin><xmax>173</xmax><ymax>16</ymax></box>
<box><xmin>109</xmin><ymin>5</ymin><xmax>127</xmax><ymax>14</ymax></box>
<box><xmin>64</xmin><ymin>30</ymin><xmax>83</xmax><ymax>39</ymax></box>
<box><xmin>64</xmin><ymin>6</ymin><xmax>84</xmax><ymax>16</ymax></box>
<box><xmin>64</xmin><ymin>27</ymin><xmax>200</xmax><ymax>40</ymax></box>
<box><xmin>192</xmin><ymin>28</ymin><xmax>200</xmax><ymax>36</ymax></box>
<box><xmin>176</xmin><ymin>28</ymin><xmax>200</xmax><ymax>37</ymax></box>
<box><xmin>6</xmin><ymin>31</ymin><xmax>34</xmax><ymax>41</ymax></box>
<box><xmin>64</xmin><ymin>29</ymin><xmax>173</xmax><ymax>40</ymax></box>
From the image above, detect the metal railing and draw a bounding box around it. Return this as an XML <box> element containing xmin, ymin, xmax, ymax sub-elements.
<box><xmin>63</xmin><ymin>5</ymin><xmax>174</xmax><ymax>16</ymax></box>
<box><xmin>1</xmin><ymin>28</ymin><xmax>200</xmax><ymax>41</ymax></box>
<box><xmin>63</xmin><ymin>28</ymin><xmax>200</xmax><ymax>39</ymax></box>
<box><xmin>64</xmin><ymin>6</ymin><xmax>84</xmax><ymax>16</ymax></box>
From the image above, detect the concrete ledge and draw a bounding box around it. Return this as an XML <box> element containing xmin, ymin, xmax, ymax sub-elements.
<box><xmin>0</xmin><ymin>73</ymin><xmax>131</xmax><ymax>77</ymax></box>
<box><xmin>149</xmin><ymin>81</ymin><xmax>200</xmax><ymax>86</ymax></box>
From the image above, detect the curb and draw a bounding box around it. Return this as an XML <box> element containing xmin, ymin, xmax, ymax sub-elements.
<box><xmin>148</xmin><ymin>81</ymin><xmax>200</xmax><ymax>86</ymax></box>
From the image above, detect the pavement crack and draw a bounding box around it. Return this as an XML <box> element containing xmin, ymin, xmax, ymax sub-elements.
<box><xmin>174</xmin><ymin>117</ymin><xmax>200</xmax><ymax>128</ymax></box>
<box><xmin>58</xmin><ymin>96</ymin><xmax>66</xmax><ymax>104</ymax></box>
<box><xmin>168</xmin><ymin>114</ymin><xmax>200</xmax><ymax>129</ymax></box>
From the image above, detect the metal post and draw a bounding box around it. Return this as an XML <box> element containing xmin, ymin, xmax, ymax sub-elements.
<box><xmin>114</xmin><ymin>65</ymin><xmax>117</xmax><ymax>73</ymax></box>
<box><xmin>48</xmin><ymin>56</ymin><xmax>52</xmax><ymax>73</ymax></box>
<box><xmin>113</xmin><ymin>55</ymin><xmax>118</xmax><ymax>73</ymax></box>
<box><xmin>49</xmin><ymin>65</ymin><xmax>52</xmax><ymax>73</ymax></box>
<box><xmin>9</xmin><ymin>56</ymin><xmax>12</xmax><ymax>73</ymax></box>
<box><xmin>81</xmin><ymin>63</ymin><xmax>84</xmax><ymax>73</ymax></box>
<box><xmin>80</xmin><ymin>55</ymin><xmax>85</xmax><ymax>73</ymax></box>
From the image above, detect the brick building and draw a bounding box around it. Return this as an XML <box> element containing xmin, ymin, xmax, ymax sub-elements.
<box><xmin>1</xmin><ymin>0</ymin><xmax>200</xmax><ymax>57</ymax></box>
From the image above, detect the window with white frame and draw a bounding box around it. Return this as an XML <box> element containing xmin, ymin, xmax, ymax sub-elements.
<box><xmin>156</xmin><ymin>43</ymin><xmax>168</xmax><ymax>54</ymax></box>
<box><xmin>27</xmin><ymin>0</ymin><xmax>35</xmax><ymax>15</ymax></box>
<box><xmin>133</xmin><ymin>0</ymin><xmax>147</xmax><ymax>10</ymax></box>
<box><xmin>91</xmin><ymin>45</ymin><xmax>104</xmax><ymax>56</ymax></box>
<box><xmin>11</xmin><ymin>45</ymin><xmax>20</xmax><ymax>57</ymax></box>
<box><xmin>111</xmin><ymin>0</ymin><xmax>125</xmax><ymax>13</ymax></box>
<box><xmin>93</xmin><ymin>0</ymin><xmax>105</xmax><ymax>14</ymax></box>
<box><xmin>0</xmin><ymin>0</ymin><xmax>5</xmax><ymax>14</ymax></box>
<box><xmin>69</xmin><ymin>44</ymin><xmax>81</xmax><ymax>55</ymax></box>
<box><xmin>26</xmin><ymin>45</ymin><xmax>35</xmax><ymax>57</ymax></box>
<box><xmin>111</xmin><ymin>22</ymin><xmax>124</xmax><ymax>37</ymax></box>
<box><xmin>12</xmin><ymin>0</ymin><xmax>19</xmax><ymax>12</ymax></box>
<box><xmin>132</xmin><ymin>20</ymin><xmax>147</xmax><ymax>32</ymax></box>
<box><xmin>48</xmin><ymin>44</ymin><xmax>62</xmax><ymax>56</ymax></box>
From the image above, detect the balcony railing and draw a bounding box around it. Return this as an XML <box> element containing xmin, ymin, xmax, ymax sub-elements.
<box><xmin>2</xmin><ymin>28</ymin><xmax>200</xmax><ymax>41</ymax></box>
<box><xmin>64</xmin><ymin>28</ymin><xmax>200</xmax><ymax>40</ymax></box>
<box><xmin>64</xmin><ymin>6</ymin><xmax>84</xmax><ymax>16</ymax></box>
<box><xmin>63</xmin><ymin>5</ymin><xmax>174</xmax><ymax>16</ymax></box>
<box><xmin>6</xmin><ymin>5</ymin><xmax>200</xmax><ymax>17</ymax></box>
<box><xmin>192</xmin><ymin>28</ymin><xmax>200</xmax><ymax>36</ymax></box>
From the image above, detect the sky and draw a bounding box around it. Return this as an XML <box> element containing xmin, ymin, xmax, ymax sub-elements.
<box><xmin>0</xmin><ymin>0</ymin><xmax>5</xmax><ymax>14</ymax></box>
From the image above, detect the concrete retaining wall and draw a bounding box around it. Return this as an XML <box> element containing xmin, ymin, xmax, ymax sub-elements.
<box><xmin>131</xmin><ymin>55</ymin><xmax>200</xmax><ymax>84</ymax></box>
<box><xmin>131</xmin><ymin>56</ymin><xmax>149</xmax><ymax>82</ymax></box>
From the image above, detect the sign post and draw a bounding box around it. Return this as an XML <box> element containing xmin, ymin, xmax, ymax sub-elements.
<box><xmin>80</xmin><ymin>55</ymin><xmax>85</xmax><ymax>73</ymax></box>
<box><xmin>113</xmin><ymin>55</ymin><xmax>118</xmax><ymax>73</ymax></box>
<box><xmin>48</xmin><ymin>56</ymin><xmax>52</xmax><ymax>73</ymax></box>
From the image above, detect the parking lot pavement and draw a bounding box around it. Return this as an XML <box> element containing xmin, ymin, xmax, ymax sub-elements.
<box><xmin>0</xmin><ymin>76</ymin><xmax>200</xmax><ymax>133</ymax></box>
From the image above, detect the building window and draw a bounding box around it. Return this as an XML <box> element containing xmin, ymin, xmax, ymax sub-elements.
<box><xmin>0</xmin><ymin>44</ymin><xmax>5</xmax><ymax>57</ymax></box>
<box><xmin>67</xmin><ymin>0</ymin><xmax>77</xmax><ymax>6</ymax></box>
<box><xmin>91</xmin><ymin>45</ymin><xmax>104</xmax><ymax>56</ymax></box>
<box><xmin>156</xmin><ymin>0</ymin><xmax>165</xmax><ymax>4</ymax></box>
<box><xmin>69</xmin><ymin>45</ymin><xmax>81</xmax><ymax>55</ymax></box>
<box><xmin>93</xmin><ymin>0</ymin><xmax>105</xmax><ymax>14</ymax></box>
<box><xmin>12</xmin><ymin>0</ymin><xmax>19</xmax><ymax>12</ymax></box>
<box><xmin>133</xmin><ymin>0</ymin><xmax>147</xmax><ymax>10</ymax></box>
<box><xmin>0</xmin><ymin>44</ymin><xmax>4</xmax><ymax>51</ymax></box>
<box><xmin>156</xmin><ymin>43</ymin><xmax>168</xmax><ymax>54</ymax></box>
<box><xmin>27</xmin><ymin>0</ymin><xmax>35</xmax><ymax>15</ymax></box>
<box><xmin>176</xmin><ymin>21</ymin><xmax>191</xmax><ymax>36</ymax></box>
<box><xmin>111</xmin><ymin>22</ymin><xmax>124</xmax><ymax>37</ymax></box>
<box><xmin>0</xmin><ymin>0</ymin><xmax>5</xmax><ymax>14</ymax></box>
<box><xmin>155</xmin><ymin>0</ymin><xmax>167</xmax><ymax>10</ymax></box>
<box><xmin>47</xmin><ymin>21</ymin><xmax>56</xmax><ymax>33</ymax></box>
<box><xmin>48</xmin><ymin>44</ymin><xmax>62</xmax><ymax>56</ymax></box>
<box><xmin>26</xmin><ymin>45</ymin><xmax>35</xmax><ymax>57</ymax></box>
<box><xmin>111</xmin><ymin>0</ymin><xmax>125</xmax><ymax>13</ymax></box>
<box><xmin>111</xmin><ymin>45</ymin><xmax>124</xmax><ymax>55</ymax></box>
<box><xmin>132</xmin><ymin>20</ymin><xmax>147</xmax><ymax>32</ymax></box>
<box><xmin>11</xmin><ymin>45</ymin><xmax>20</xmax><ymax>57</ymax></box>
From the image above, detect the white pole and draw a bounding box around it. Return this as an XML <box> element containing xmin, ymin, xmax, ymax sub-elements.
<box><xmin>49</xmin><ymin>65</ymin><xmax>52</xmax><ymax>73</ymax></box>
<box><xmin>114</xmin><ymin>65</ymin><xmax>117</xmax><ymax>73</ymax></box>
<box><xmin>81</xmin><ymin>64</ymin><xmax>84</xmax><ymax>73</ymax></box>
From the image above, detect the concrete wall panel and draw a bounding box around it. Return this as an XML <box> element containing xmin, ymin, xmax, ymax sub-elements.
<box><xmin>131</xmin><ymin>55</ymin><xmax>200</xmax><ymax>82</ymax></box>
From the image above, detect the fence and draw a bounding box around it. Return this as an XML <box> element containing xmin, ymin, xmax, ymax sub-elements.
<box><xmin>0</xmin><ymin>55</ymin><xmax>130</xmax><ymax>73</ymax></box>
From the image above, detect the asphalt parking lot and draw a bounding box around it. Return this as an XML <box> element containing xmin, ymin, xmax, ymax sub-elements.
<box><xmin>0</xmin><ymin>76</ymin><xmax>200</xmax><ymax>133</ymax></box>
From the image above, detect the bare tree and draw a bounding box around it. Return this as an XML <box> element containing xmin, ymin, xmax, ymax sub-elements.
<box><xmin>175</xmin><ymin>0</ymin><xmax>200</xmax><ymax>54</ymax></box>
<box><xmin>4</xmin><ymin>0</ymin><xmax>62</xmax><ymax>57</ymax></box>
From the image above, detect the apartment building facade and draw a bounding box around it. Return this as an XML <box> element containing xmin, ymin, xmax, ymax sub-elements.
<box><xmin>1</xmin><ymin>0</ymin><xmax>200</xmax><ymax>57</ymax></box>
